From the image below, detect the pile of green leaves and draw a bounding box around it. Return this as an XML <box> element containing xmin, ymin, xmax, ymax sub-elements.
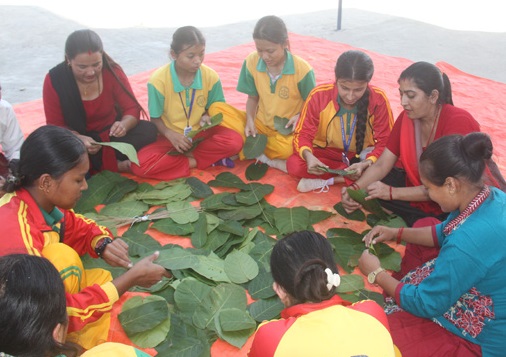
<box><xmin>77</xmin><ymin>172</ymin><xmax>405</xmax><ymax>355</ymax></box>
<box><xmin>76</xmin><ymin>171</ymin><xmax>334</xmax><ymax>355</ymax></box>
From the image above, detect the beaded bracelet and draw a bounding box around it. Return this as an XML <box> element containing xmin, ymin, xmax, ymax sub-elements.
<box><xmin>396</xmin><ymin>227</ymin><xmax>404</xmax><ymax>244</ymax></box>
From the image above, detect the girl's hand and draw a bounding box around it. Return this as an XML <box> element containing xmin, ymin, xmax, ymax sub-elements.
<box><xmin>77</xmin><ymin>134</ymin><xmax>101</xmax><ymax>155</ymax></box>
<box><xmin>129</xmin><ymin>251</ymin><xmax>172</xmax><ymax>288</ymax></box>
<box><xmin>346</xmin><ymin>160</ymin><xmax>372</xmax><ymax>181</ymax></box>
<box><xmin>101</xmin><ymin>238</ymin><xmax>132</xmax><ymax>268</ymax></box>
<box><xmin>358</xmin><ymin>250</ymin><xmax>381</xmax><ymax>277</ymax></box>
<box><xmin>245</xmin><ymin>119</ymin><xmax>257</xmax><ymax>137</ymax></box>
<box><xmin>199</xmin><ymin>114</ymin><xmax>211</xmax><ymax>127</ymax></box>
<box><xmin>286</xmin><ymin>113</ymin><xmax>300</xmax><ymax>133</ymax></box>
<box><xmin>166</xmin><ymin>131</ymin><xmax>192</xmax><ymax>153</ymax></box>
<box><xmin>306</xmin><ymin>154</ymin><xmax>326</xmax><ymax>176</ymax></box>
<box><xmin>340</xmin><ymin>186</ymin><xmax>363</xmax><ymax>213</ymax></box>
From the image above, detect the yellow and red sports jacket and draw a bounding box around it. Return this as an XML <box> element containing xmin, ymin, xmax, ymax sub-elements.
<box><xmin>248</xmin><ymin>295</ymin><xmax>396</xmax><ymax>357</ymax></box>
<box><xmin>293</xmin><ymin>83</ymin><xmax>394</xmax><ymax>163</ymax></box>
<box><xmin>0</xmin><ymin>188</ymin><xmax>118</xmax><ymax>334</ymax></box>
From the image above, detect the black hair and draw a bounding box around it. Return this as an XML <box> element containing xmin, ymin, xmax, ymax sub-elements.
<box><xmin>170</xmin><ymin>26</ymin><xmax>206</xmax><ymax>55</ymax></box>
<box><xmin>335</xmin><ymin>50</ymin><xmax>375</xmax><ymax>157</ymax></box>
<box><xmin>3</xmin><ymin>125</ymin><xmax>86</xmax><ymax>193</ymax></box>
<box><xmin>64</xmin><ymin>29</ymin><xmax>146</xmax><ymax>118</ymax></box>
<box><xmin>0</xmin><ymin>254</ymin><xmax>79</xmax><ymax>356</ymax></box>
<box><xmin>270</xmin><ymin>231</ymin><xmax>338</xmax><ymax>304</ymax></box>
<box><xmin>420</xmin><ymin>132</ymin><xmax>492</xmax><ymax>186</ymax></box>
<box><xmin>398</xmin><ymin>61</ymin><xmax>453</xmax><ymax>105</ymax></box>
<box><xmin>253</xmin><ymin>15</ymin><xmax>288</xmax><ymax>46</ymax></box>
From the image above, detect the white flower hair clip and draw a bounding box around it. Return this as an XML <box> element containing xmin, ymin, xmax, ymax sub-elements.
<box><xmin>325</xmin><ymin>268</ymin><xmax>341</xmax><ymax>291</ymax></box>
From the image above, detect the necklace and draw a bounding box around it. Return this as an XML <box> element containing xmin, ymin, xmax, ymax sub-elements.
<box><xmin>81</xmin><ymin>76</ymin><xmax>101</xmax><ymax>97</ymax></box>
<box><xmin>443</xmin><ymin>185</ymin><xmax>490</xmax><ymax>236</ymax></box>
<box><xmin>425</xmin><ymin>105</ymin><xmax>442</xmax><ymax>147</ymax></box>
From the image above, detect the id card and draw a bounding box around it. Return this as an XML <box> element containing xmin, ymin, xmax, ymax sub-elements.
<box><xmin>342</xmin><ymin>152</ymin><xmax>350</xmax><ymax>167</ymax></box>
<box><xmin>183</xmin><ymin>125</ymin><xmax>193</xmax><ymax>142</ymax></box>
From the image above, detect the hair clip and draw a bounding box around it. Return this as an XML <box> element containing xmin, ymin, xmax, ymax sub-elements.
<box><xmin>6</xmin><ymin>174</ymin><xmax>20</xmax><ymax>185</ymax></box>
<box><xmin>325</xmin><ymin>268</ymin><xmax>341</xmax><ymax>291</ymax></box>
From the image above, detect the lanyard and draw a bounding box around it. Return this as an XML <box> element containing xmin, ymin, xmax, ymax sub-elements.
<box><xmin>340</xmin><ymin>113</ymin><xmax>358</xmax><ymax>166</ymax></box>
<box><xmin>178</xmin><ymin>88</ymin><xmax>196</xmax><ymax>128</ymax></box>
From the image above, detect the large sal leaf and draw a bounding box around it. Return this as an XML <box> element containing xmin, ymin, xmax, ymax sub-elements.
<box><xmin>119</xmin><ymin>295</ymin><xmax>169</xmax><ymax>336</ymax></box>
<box><xmin>174</xmin><ymin>278</ymin><xmax>213</xmax><ymax>314</ymax></box>
<box><xmin>200</xmin><ymin>192</ymin><xmax>235</xmax><ymax>211</ymax></box>
<box><xmin>99</xmin><ymin>200</ymin><xmax>148</xmax><ymax>218</ymax></box>
<box><xmin>121</xmin><ymin>232</ymin><xmax>162</xmax><ymax>257</ymax></box>
<box><xmin>245</xmin><ymin>161</ymin><xmax>269</xmax><ymax>181</ymax></box>
<box><xmin>248</xmin><ymin>296</ymin><xmax>284</xmax><ymax>322</ymax></box>
<box><xmin>317</xmin><ymin>166</ymin><xmax>357</xmax><ymax>176</ymax></box>
<box><xmin>247</xmin><ymin>269</ymin><xmax>276</xmax><ymax>299</ymax></box>
<box><xmin>366</xmin><ymin>213</ymin><xmax>408</xmax><ymax>228</ymax></box>
<box><xmin>97</xmin><ymin>141</ymin><xmax>139</xmax><ymax>165</ymax></box>
<box><xmin>186</xmin><ymin>176</ymin><xmax>214</xmax><ymax>198</ymax></box>
<box><xmin>224</xmin><ymin>250</ymin><xmax>259</xmax><ymax>284</ymax></box>
<box><xmin>208</xmin><ymin>172</ymin><xmax>249</xmax><ymax>190</ymax></box>
<box><xmin>217</xmin><ymin>205</ymin><xmax>263</xmax><ymax>221</ymax></box>
<box><xmin>214</xmin><ymin>308</ymin><xmax>256</xmax><ymax>348</ymax></box>
<box><xmin>335</xmin><ymin>274</ymin><xmax>365</xmax><ymax>293</ymax></box>
<box><xmin>166</xmin><ymin>201</ymin><xmax>199</xmax><ymax>224</ymax></box>
<box><xmin>151</xmin><ymin>217</ymin><xmax>194</xmax><ymax>236</ymax></box>
<box><xmin>193</xmin><ymin>283</ymin><xmax>248</xmax><ymax>330</ymax></box>
<box><xmin>75</xmin><ymin>170</ymin><xmax>137</xmax><ymax>213</ymax></box>
<box><xmin>235</xmin><ymin>183</ymin><xmax>274</xmax><ymax>205</ymax></box>
<box><xmin>327</xmin><ymin>234</ymin><xmax>365</xmax><ymax>274</ymax></box>
<box><xmin>157</xmin><ymin>245</ymin><xmax>200</xmax><ymax>270</ymax></box>
<box><xmin>187</xmin><ymin>113</ymin><xmax>223</xmax><ymax>138</ymax></box>
<box><xmin>273</xmin><ymin>206</ymin><xmax>310</xmax><ymax>235</ymax></box>
<box><xmin>243</xmin><ymin>134</ymin><xmax>267</xmax><ymax>159</ymax></box>
<box><xmin>346</xmin><ymin>188</ymin><xmax>389</xmax><ymax>220</ymax></box>
<box><xmin>192</xmin><ymin>252</ymin><xmax>231</xmax><ymax>283</ymax></box>
<box><xmin>326</xmin><ymin>227</ymin><xmax>363</xmax><ymax>240</ymax></box>
<box><xmin>191</xmin><ymin>213</ymin><xmax>208</xmax><ymax>249</ymax></box>
<box><xmin>273</xmin><ymin>116</ymin><xmax>292</xmax><ymax>135</ymax></box>
<box><xmin>308</xmin><ymin>209</ymin><xmax>334</xmax><ymax>224</ymax></box>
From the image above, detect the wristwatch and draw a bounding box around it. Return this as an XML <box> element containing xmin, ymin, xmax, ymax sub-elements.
<box><xmin>367</xmin><ymin>267</ymin><xmax>386</xmax><ymax>284</ymax></box>
<box><xmin>95</xmin><ymin>237</ymin><xmax>113</xmax><ymax>257</ymax></box>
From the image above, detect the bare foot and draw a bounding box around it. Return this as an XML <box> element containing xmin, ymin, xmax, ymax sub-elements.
<box><xmin>117</xmin><ymin>160</ymin><xmax>132</xmax><ymax>173</ymax></box>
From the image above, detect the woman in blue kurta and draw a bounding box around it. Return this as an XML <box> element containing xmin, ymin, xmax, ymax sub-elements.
<box><xmin>359</xmin><ymin>132</ymin><xmax>506</xmax><ymax>356</ymax></box>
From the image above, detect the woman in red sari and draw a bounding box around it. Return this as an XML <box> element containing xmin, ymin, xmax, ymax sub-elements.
<box><xmin>341</xmin><ymin>61</ymin><xmax>505</xmax><ymax>276</ymax></box>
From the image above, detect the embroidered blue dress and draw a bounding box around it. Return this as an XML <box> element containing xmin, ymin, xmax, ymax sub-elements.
<box><xmin>391</xmin><ymin>187</ymin><xmax>506</xmax><ymax>356</ymax></box>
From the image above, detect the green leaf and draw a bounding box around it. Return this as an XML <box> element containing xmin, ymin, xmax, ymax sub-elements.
<box><xmin>273</xmin><ymin>206</ymin><xmax>310</xmax><ymax>235</ymax></box>
<box><xmin>308</xmin><ymin>209</ymin><xmax>334</xmax><ymax>224</ymax></box>
<box><xmin>243</xmin><ymin>134</ymin><xmax>267</xmax><ymax>159</ymax></box>
<box><xmin>208</xmin><ymin>172</ymin><xmax>249</xmax><ymax>190</ymax></box>
<box><xmin>168</xmin><ymin>137</ymin><xmax>204</xmax><ymax>156</ymax></box>
<box><xmin>97</xmin><ymin>141</ymin><xmax>139</xmax><ymax>165</ymax></box>
<box><xmin>245</xmin><ymin>161</ymin><xmax>269</xmax><ymax>181</ymax></box>
<box><xmin>235</xmin><ymin>183</ymin><xmax>274</xmax><ymax>205</ymax></box>
<box><xmin>346</xmin><ymin>188</ymin><xmax>389</xmax><ymax>220</ymax></box>
<box><xmin>191</xmin><ymin>213</ymin><xmax>208</xmax><ymax>249</ymax></box>
<box><xmin>151</xmin><ymin>217</ymin><xmax>194</xmax><ymax>236</ymax></box>
<box><xmin>333</xmin><ymin>202</ymin><xmax>366</xmax><ymax>221</ymax></box>
<box><xmin>166</xmin><ymin>201</ymin><xmax>199</xmax><ymax>224</ymax></box>
<box><xmin>119</xmin><ymin>295</ymin><xmax>169</xmax><ymax>335</ymax></box>
<box><xmin>317</xmin><ymin>166</ymin><xmax>357</xmax><ymax>176</ymax></box>
<box><xmin>192</xmin><ymin>253</ymin><xmax>231</xmax><ymax>283</ymax></box>
<box><xmin>99</xmin><ymin>200</ymin><xmax>148</xmax><ymax>218</ymax></box>
<box><xmin>193</xmin><ymin>283</ymin><xmax>248</xmax><ymax>330</ymax></box>
<box><xmin>187</xmin><ymin>113</ymin><xmax>223</xmax><ymax>139</ymax></box>
<box><xmin>75</xmin><ymin>171</ymin><xmax>137</xmax><ymax>213</ymax></box>
<box><xmin>248</xmin><ymin>296</ymin><xmax>284</xmax><ymax>322</ymax></box>
<box><xmin>186</xmin><ymin>177</ymin><xmax>214</xmax><ymax>199</ymax></box>
<box><xmin>366</xmin><ymin>213</ymin><xmax>408</xmax><ymax>228</ymax></box>
<box><xmin>273</xmin><ymin>116</ymin><xmax>292</xmax><ymax>135</ymax></box>
<box><xmin>379</xmin><ymin>250</ymin><xmax>402</xmax><ymax>272</ymax></box>
<box><xmin>217</xmin><ymin>220</ymin><xmax>245</xmax><ymax>237</ymax></box>
<box><xmin>200</xmin><ymin>192</ymin><xmax>235</xmax><ymax>211</ymax></box>
<box><xmin>174</xmin><ymin>278</ymin><xmax>213</xmax><ymax>314</ymax></box>
<box><xmin>214</xmin><ymin>308</ymin><xmax>256</xmax><ymax>348</ymax></box>
<box><xmin>247</xmin><ymin>269</ymin><xmax>276</xmax><ymax>299</ymax></box>
<box><xmin>224</xmin><ymin>250</ymin><xmax>259</xmax><ymax>284</ymax></box>
<box><xmin>121</xmin><ymin>232</ymin><xmax>162</xmax><ymax>257</ymax></box>
<box><xmin>217</xmin><ymin>205</ymin><xmax>263</xmax><ymax>221</ymax></box>
<box><xmin>157</xmin><ymin>245</ymin><xmax>200</xmax><ymax>270</ymax></box>
<box><xmin>326</xmin><ymin>227</ymin><xmax>363</xmax><ymax>240</ymax></box>
<box><xmin>335</xmin><ymin>274</ymin><xmax>365</xmax><ymax>293</ymax></box>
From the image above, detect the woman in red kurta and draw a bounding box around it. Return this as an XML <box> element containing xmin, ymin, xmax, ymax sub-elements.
<box><xmin>43</xmin><ymin>29</ymin><xmax>157</xmax><ymax>174</ymax></box>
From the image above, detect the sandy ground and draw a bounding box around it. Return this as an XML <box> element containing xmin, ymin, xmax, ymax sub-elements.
<box><xmin>1</xmin><ymin>0</ymin><xmax>505</xmax><ymax>104</ymax></box>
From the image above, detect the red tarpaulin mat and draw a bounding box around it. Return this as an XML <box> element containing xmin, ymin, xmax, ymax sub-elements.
<box><xmin>11</xmin><ymin>33</ymin><xmax>506</xmax><ymax>356</ymax></box>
